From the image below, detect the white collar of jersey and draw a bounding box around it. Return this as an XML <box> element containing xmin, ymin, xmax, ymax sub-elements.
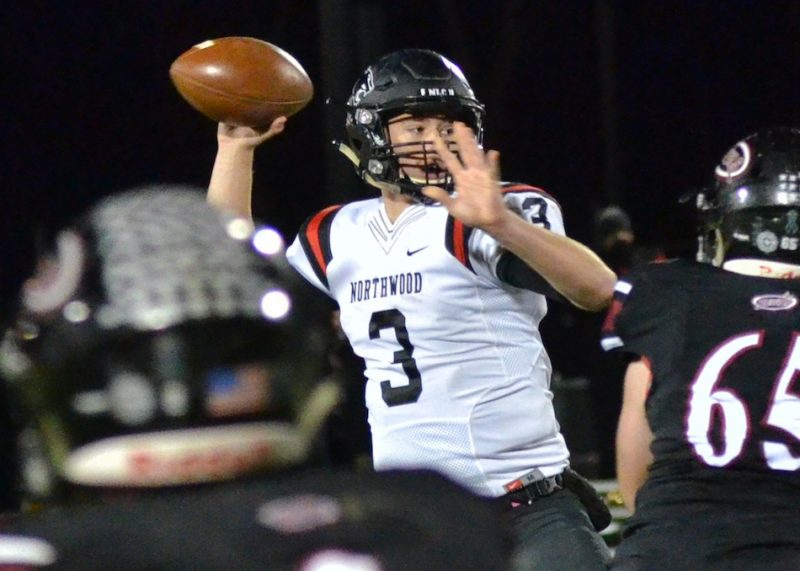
<box><xmin>368</xmin><ymin>203</ymin><xmax>427</xmax><ymax>255</ymax></box>
<box><xmin>722</xmin><ymin>258</ymin><xmax>800</xmax><ymax>279</ymax></box>
<box><xmin>378</xmin><ymin>201</ymin><xmax>426</xmax><ymax>228</ymax></box>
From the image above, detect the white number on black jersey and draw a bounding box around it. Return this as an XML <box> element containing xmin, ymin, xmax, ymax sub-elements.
<box><xmin>686</xmin><ymin>331</ymin><xmax>800</xmax><ymax>470</ymax></box>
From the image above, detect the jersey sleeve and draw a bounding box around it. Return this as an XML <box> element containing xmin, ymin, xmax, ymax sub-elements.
<box><xmin>500</xmin><ymin>184</ymin><xmax>566</xmax><ymax>238</ymax></box>
<box><xmin>600</xmin><ymin>262</ymin><xmax>678</xmax><ymax>360</ymax></box>
<box><xmin>286</xmin><ymin>205</ymin><xmax>342</xmax><ymax>297</ymax></box>
<box><xmin>462</xmin><ymin>184</ymin><xmax>566</xmax><ymax>296</ymax></box>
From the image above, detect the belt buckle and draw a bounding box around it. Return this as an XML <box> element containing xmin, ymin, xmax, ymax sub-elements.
<box><xmin>504</xmin><ymin>468</ymin><xmax>546</xmax><ymax>494</ymax></box>
<box><xmin>505</xmin><ymin>469</ymin><xmax>563</xmax><ymax>506</ymax></box>
<box><xmin>532</xmin><ymin>474</ymin><xmax>560</xmax><ymax>497</ymax></box>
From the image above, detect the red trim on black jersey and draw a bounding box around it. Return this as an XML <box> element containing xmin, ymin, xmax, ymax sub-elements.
<box><xmin>600</xmin><ymin>284</ymin><xmax>629</xmax><ymax>351</ymax></box>
<box><xmin>602</xmin><ymin>298</ymin><xmax>624</xmax><ymax>335</ymax></box>
<box><xmin>445</xmin><ymin>216</ymin><xmax>475</xmax><ymax>273</ymax></box>
<box><xmin>500</xmin><ymin>182</ymin><xmax>561</xmax><ymax>210</ymax></box>
<box><xmin>298</xmin><ymin>205</ymin><xmax>342</xmax><ymax>289</ymax></box>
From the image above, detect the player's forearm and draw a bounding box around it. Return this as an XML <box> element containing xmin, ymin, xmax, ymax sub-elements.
<box><xmin>485</xmin><ymin>212</ymin><xmax>616</xmax><ymax>311</ymax></box>
<box><xmin>616</xmin><ymin>361</ymin><xmax>654</xmax><ymax>512</ymax></box>
<box><xmin>617</xmin><ymin>466</ymin><xmax>646</xmax><ymax>513</ymax></box>
<box><xmin>207</xmin><ymin>142</ymin><xmax>256</xmax><ymax>220</ymax></box>
<box><xmin>616</xmin><ymin>435</ymin><xmax>651</xmax><ymax>512</ymax></box>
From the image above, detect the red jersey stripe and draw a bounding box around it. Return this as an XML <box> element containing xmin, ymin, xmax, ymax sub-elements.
<box><xmin>453</xmin><ymin>219</ymin><xmax>468</xmax><ymax>266</ymax></box>
<box><xmin>601</xmin><ymin>298</ymin><xmax>623</xmax><ymax>334</ymax></box>
<box><xmin>305</xmin><ymin>205</ymin><xmax>340</xmax><ymax>275</ymax></box>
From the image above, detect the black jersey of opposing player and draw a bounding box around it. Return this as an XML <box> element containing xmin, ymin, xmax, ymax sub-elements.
<box><xmin>0</xmin><ymin>469</ymin><xmax>511</xmax><ymax>571</ymax></box>
<box><xmin>604</xmin><ymin>260</ymin><xmax>800</xmax><ymax>525</ymax></box>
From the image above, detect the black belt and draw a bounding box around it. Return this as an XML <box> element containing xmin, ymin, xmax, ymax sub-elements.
<box><xmin>500</xmin><ymin>472</ymin><xmax>564</xmax><ymax>509</ymax></box>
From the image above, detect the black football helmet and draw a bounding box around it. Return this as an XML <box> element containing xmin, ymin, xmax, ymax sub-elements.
<box><xmin>696</xmin><ymin>127</ymin><xmax>800</xmax><ymax>266</ymax></box>
<box><xmin>341</xmin><ymin>49</ymin><xmax>486</xmax><ymax>203</ymax></box>
<box><xmin>0</xmin><ymin>186</ymin><xmax>335</xmax><ymax>501</ymax></box>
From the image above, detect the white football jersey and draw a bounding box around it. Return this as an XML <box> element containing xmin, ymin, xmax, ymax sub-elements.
<box><xmin>287</xmin><ymin>184</ymin><xmax>570</xmax><ymax>497</ymax></box>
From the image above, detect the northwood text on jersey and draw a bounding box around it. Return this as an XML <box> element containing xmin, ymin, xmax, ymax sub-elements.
<box><xmin>350</xmin><ymin>272</ymin><xmax>423</xmax><ymax>303</ymax></box>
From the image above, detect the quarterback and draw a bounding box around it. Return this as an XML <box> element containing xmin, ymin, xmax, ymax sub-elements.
<box><xmin>208</xmin><ymin>49</ymin><xmax>615</xmax><ymax>569</ymax></box>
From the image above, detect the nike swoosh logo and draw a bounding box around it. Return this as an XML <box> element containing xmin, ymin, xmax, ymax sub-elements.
<box><xmin>406</xmin><ymin>246</ymin><xmax>430</xmax><ymax>256</ymax></box>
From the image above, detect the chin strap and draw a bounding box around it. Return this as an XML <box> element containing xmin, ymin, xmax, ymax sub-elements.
<box><xmin>336</xmin><ymin>141</ymin><xmax>359</xmax><ymax>167</ymax></box>
<box><xmin>335</xmin><ymin>141</ymin><xmax>394</xmax><ymax>193</ymax></box>
<box><xmin>335</xmin><ymin>141</ymin><xmax>446</xmax><ymax>205</ymax></box>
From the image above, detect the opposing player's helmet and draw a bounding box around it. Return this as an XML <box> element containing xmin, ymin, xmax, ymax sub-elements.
<box><xmin>697</xmin><ymin>127</ymin><xmax>800</xmax><ymax>266</ymax></box>
<box><xmin>342</xmin><ymin>49</ymin><xmax>486</xmax><ymax>203</ymax></box>
<box><xmin>0</xmin><ymin>187</ymin><xmax>334</xmax><ymax>501</ymax></box>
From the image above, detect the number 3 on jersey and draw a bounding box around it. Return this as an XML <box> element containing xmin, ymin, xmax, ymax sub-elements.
<box><xmin>522</xmin><ymin>197</ymin><xmax>550</xmax><ymax>230</ymax></box>
<box><xmin>369</xmin><ymin>309</ymin><xmax>422</xmax><ymax>406</ymax></box>
<box><xmin>687</xmin><ymin>331</ymin><xmax>800</xmax><ymax>470</ymax></box>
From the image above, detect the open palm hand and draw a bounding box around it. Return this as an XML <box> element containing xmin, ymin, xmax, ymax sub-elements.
<box><xmin>421</xmin><ymin>122</ymin><xmax>506</xmax><ymax>232</ymax></box>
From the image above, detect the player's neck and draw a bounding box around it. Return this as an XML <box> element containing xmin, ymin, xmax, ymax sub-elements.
<box><xmin>722</xmin><ymin>258</ymin><xmax>800</xmax><ymax>279</ymax></box>
<box><xmin>380</xmin><ymin>189</ymin><xmax>416</xmax><ymax>223</ymax></box>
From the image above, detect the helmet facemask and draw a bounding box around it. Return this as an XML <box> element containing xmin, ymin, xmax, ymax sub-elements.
<box><xmin>382</xmin><ymin>112</ymin><xmax>465</xmax><ymax>203</ymax></box>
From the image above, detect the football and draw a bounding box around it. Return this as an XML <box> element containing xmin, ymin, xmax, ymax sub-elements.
<box><xmin>169</xmin><ymin>37</ymin><xmax>313</xmax><ymax>129</ymax></box>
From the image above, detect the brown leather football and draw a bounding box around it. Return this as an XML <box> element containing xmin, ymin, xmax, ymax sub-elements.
<box><xmin>169</xmin><ymin>37</ymin><xmax>313</xmax><ymax>129</ymax></box>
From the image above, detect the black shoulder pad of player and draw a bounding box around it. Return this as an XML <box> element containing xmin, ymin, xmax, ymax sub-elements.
<box><xmin>496</xmin><ymin>251</ymin><xmax>567</xmax><ymax>303</ymax></box>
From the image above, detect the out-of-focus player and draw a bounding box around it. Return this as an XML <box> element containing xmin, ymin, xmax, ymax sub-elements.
<box><xmin>0</xmin><ymin>187</ymin><xmax>513</xmax><ymax>570</ymax></box>
<box><xmin>603</xmin><ymin>127</ymin><xmax>800</xmax><ymax>569</ymax></box>
<box><xmin>208</xmin><ymin>48</ymin><xmax>615</xmax><ymax>569</ymax></box>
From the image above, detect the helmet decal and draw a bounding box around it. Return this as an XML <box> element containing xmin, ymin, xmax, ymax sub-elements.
<box><xmin>349</xmin><ymin>68</ymin><xmax>374</xmax><ymax>107</ymax></box>
<box><xmin>778</xmin><ymin>172</ymin><xmax>800</xmax><ymax>192</ymax></box>
<box><xmin>786</xmin><ymin>210</ymin><xmax>799</xmax><ymax>234</ymax></box>
<box><xmin>714</xmin><ymin>140</ymin><xmax>752</xmax><ymax>182</ymax></box>
<box><xmin>22</xmin><ymin>231</ymin><xmax>85</xmax><ymax>315</ymax></box>
<box><xmin>754</xmin><ymin>230</ymin><xmax>779</xmax><ymax>254</ymax></box>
